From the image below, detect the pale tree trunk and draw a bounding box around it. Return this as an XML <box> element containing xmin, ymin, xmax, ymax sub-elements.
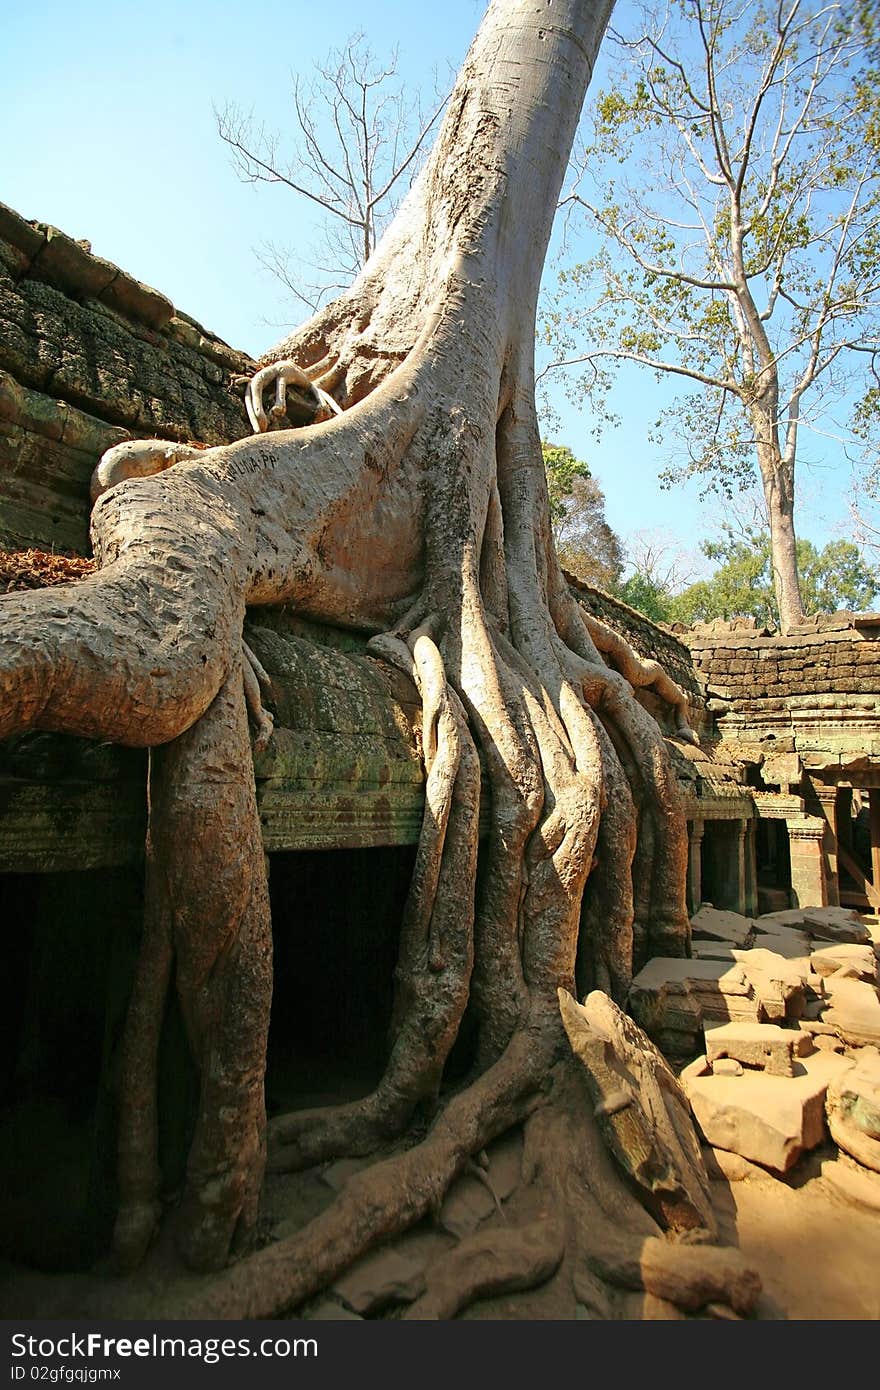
<box><xmin>729</xmin><ymin>202</ymin><xmax>805</xmax><ymax>636</ymax></box>
<box><xmin>0</xmin><ymin>0</ymin><xmax>762</xmax><ymax>1318</ymax></box>
<box><xmin>752</xmin><ymin>400</ymin><xmax>805</xmax><ymax>634</ymax></box>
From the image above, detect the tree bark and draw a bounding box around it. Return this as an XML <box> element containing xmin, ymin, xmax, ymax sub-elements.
<box><xmin>0</xmin><ymin>0</ymin><xmax>760</xmax><ymax>1317</ymax></box>
<box><xmin>750</xmin><ymin>388</ymin><xmax>804</xmax><ymax>632</ymax></box>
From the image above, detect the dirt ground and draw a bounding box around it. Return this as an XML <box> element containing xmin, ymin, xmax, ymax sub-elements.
<box><xmin>1</xmin><ymin>1134</ymin><xmax>877</xmax><ymax>1322</ymax></box>
<box><xmin>706</xmin><ymin>1145</ymin><xmax>880</xmax><ymax>1320</ymax></box>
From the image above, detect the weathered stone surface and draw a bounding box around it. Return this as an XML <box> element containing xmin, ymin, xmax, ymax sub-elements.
<box><xmin>332</xmin><ymin>1247</ymin><xmax>427</xmax><ymax>1314</ymax></box>
<box><xmin>809</xmin><ymin>944</ymin><xmax>878</xmax><ymax>983</ymax></box>
<box><xmin>320</xmin><ymin>1157</ymin><xmax>371</xmax><ymax>1193</ymax></box>
<box><xmin>711</xmin><ymin>1057</ymin><xmax>744</xmax><ymax>1076</ymax></box>
<box><xmin>802</xmin><ymin>907</ymin><xmax>872</xmax><ymax>944</ymax></box>
<box><xmin>819</xmin><ymin>1156</ymin><xmax>880</xmax><ymax>1212</ymax></box>
<box><xmin>704</xmin><ymin>1022</ymin><xmax>807</xmax><ymax>1078</ymax></box>
<box><xmin>821</xmin><ymin>978</ymin><xmax>880</xmax><ymax>1047</ymax></box>
<box><xmin>628</xmin><ymin>957</ymin><xmax>762</xmax><ymax>1055</ymax></box>
<box><xmin>691</xmin><ymin>906</ymin><xmax>755</xmax><ymax>948</ymax></box>
<box><xmin>684</xmin><ymin>1050</ymin><xmax>854</xmax><ymax>1173</ymax></box>
<box><xmin>438</xmin><ymin>1171</ymin><xmax>498</xmax><ymax>1239</ymax></box>
<box><xmin>825</xmin><ymin>1047</ymin><xmax>880</xmax><ymax>1173</ymax></box>
<box><xmin>751</xmin><ymin>924</ymin><xmax>812</xmax><ymax>959</ymax></box>
<box><xmin>0</xmin><ymin>620</ymin><xmax>427</xmax><ymax>870</ymax></box>
<box><xmin>0</xmin><ymin>206</ymin><xmax>268</xmax><ymax>554</ymax></box>
<box><xmin>690</xmin><ymin>941</ymin><xmax>738</xmax><ymax>961</ymax></box>
<box><xmin>485</xmin><ymin>1130</ymin><xmax>523</xmax><ymax>1204</ymax></box>
<box><xmin>559</xmin><ymin>990</ymin><xmax>717</xmax><ymax>1236</ymax></box>
<box><xmin>731</xmin><ymin>947</ymin><xmax>809</xmax><ymax>1022</ymax></box>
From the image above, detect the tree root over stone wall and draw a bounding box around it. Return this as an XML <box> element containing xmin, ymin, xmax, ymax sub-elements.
<box><xmin>0</xmin><ymin>0</ymin><xmax>761</xmax><ymax>1318</ymax></box>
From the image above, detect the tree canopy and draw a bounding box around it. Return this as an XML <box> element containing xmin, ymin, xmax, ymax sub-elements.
<box><xmin>542</xmin><ymin>441</ymin><xmax>625</xmax><ymax>588</ymax></box>
<box><xmin>545</xmin><ymin>0</ymin><xmax>880</xmax><ymax>633</ymax></box>
<box><xmin>620</xmin><ymin>525</ymin><xmax>880</xmax><ymax>626</ymax></box>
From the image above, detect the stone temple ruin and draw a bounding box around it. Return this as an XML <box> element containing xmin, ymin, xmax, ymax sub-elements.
<box><xmin>0</xmin><ymin>201</ymin><xmax>878</xmax><ymax>1315</ymax></box>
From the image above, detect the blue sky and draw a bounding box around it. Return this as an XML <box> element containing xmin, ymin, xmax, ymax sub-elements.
<box><xmin>1</xmin><ymin>0</ymin><xmax>860</xmax><ymax>573</ymax></box>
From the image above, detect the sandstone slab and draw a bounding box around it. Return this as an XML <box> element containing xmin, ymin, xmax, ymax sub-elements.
<box><xmin>751</xmin><ymin>921</ymin><xmax>812</xmax><ymax>958</ymax></box>
<box><xmin>825</xmin><ymin>1047</ymin><xmax>880</xmax><ymax>1173</ymax></box>
<box><xmin>560</xmin><ymin>989</ymin><xmax>717</xmax><ymax>1236</ymax></box>
<box><xmin>809</xmin><ymin>944</ymin><xmax>878</xmax><ymax>983</ymax></box>
<box><xmin>628</xmin><ymin>958</ymin><xmax>760</xmax><ymax>1054</ymax></box>
<box><xmin>821</xmin><ymin>978</ymin><xmax>880</xmax><ymax>1047</ymax></box>
<box><xmin>801</xmin><ymin>907</ymin><xmax>871</xmax><ymax>945</ymax></box>
<box><xmin>691</xmin><ymin>907</ymin><xmax>755</xmax><ymax>948</ymax></box>
<box><xmin>704</xmin><ymin>1022</ymin><xmax>807</xmax><ymax>1078</ymax></box>
<box><xmin>731</xmin><ymin>948</ymin><xmax>809</xmax><ymax>1022</ymax></box>
<box><xmin>819</xmin><ymin>1156</ymin><xmax>880</xmax><ymax>1213</ymax></box>
<box><xmin>684</xmin><ymin>1050</ymin><xmax>853</xmax><ymax>1173</ymax></box>
<box><xmin>332</xmin><ymin>1247</ymin><xmax>427</xmax><ymax>1314</ymax></box>
<box><xmin>438</xmin><ymin>1171</ymin><xmax>497</xmax><ymax>1239</ymax></box>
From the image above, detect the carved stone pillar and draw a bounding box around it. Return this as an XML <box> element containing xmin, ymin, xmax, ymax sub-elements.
<box><xmin>787</xmin><ymin>817</ymin><xmax>827</xmax><ymax>909</ymax></box>
<box><xmin>729</xmin><ymin>819</ymin><xmax>748</xmax><ymax>916</ymax></box>
<box><xmin>809</xmin><ymin>781</ymin><xmax>840</xmax><ymax>907</ymax></box>
<box><xmin>869</xmin><ymin>790</ymin><xmax>880</xmax><ymax>904</ymax></box>
<box><xmin>744</xmin><ymin>817</ymin><xmax>758</xmax><ymax>917</ymax></box>
<box><xmin>687</xmin><ymin>818</ymin><xmax>704</xmax><ymax>916</ymax></box>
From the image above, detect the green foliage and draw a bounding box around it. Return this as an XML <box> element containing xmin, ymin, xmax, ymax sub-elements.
<box><xmin>545</xmin><ymin>0</ymin><xmax>880</xmax><ymax>500</ymax></box>
<box><xmin>541</xmin><ymin>442</ymin><xmax>625</xmax><ymax>590</ymax></box>
<box><xmin>542</xmin><ymin>442</ymin><xmax>591</xmax><ymax>528</ymax></box>
<box><xmin>667</xmin><ymin>530</ymin><xmax>880</xmax><ymax>626</ymax></box>
<box><xmin>615</xmin><ymin>572</ymin><xmax>676</xmax><ymax>623</ymax></box>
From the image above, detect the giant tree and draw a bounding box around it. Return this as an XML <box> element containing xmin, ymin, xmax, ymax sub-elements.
<box><xmin>546</xmin><ymin>0</ymin><xmax>880</xmax><ymax>633</ymax></box>
<box><xmin>0</xmin><ymin>0</ymin><xmax>759</xmax><ymax>1318</ymax></box>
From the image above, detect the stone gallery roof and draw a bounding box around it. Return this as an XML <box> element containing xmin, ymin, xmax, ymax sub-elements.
<box><xmin>0</xmin><ymin>200</ymin><xmax>257</xmax><ymax>554</ymax></box>
<box><xmin>682</xmin><ymin>614</ymin><xmax>880</xmax><ymax>782</ymax></box>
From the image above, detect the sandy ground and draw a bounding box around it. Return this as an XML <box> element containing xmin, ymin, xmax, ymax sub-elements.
<box><xmin>3</xmin><ymin>1138</ymin><xmax>877</xmax><ymax>1322</ymax></box>
<box><xmin>706</xmin><ymin>1146</ymin><xmax>880</xmax><ymax>1320</ymax></box>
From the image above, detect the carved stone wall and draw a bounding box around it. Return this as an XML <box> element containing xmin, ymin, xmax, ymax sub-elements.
<box><xmin>0</xmin><ymin>201</ymin><xmax>257</xmax><ymax>555</ymax></box>
<box><xmin>683</xmin><ymin>613</ymin><xmax>880</xmax><ymax>781</ymax></box>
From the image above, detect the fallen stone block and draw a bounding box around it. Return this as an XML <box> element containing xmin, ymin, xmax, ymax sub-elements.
<box><xmin>826</xmin><ymin>1047</ymin><xmax>880</xmax><ymax>1174</ymax></box>
<box><xmin>801</xmin><ymin>907</ymin><xmax>871</xmax><ymax>945</ymax></box>
<box><xmin>751</xmin><ymin>920</ymin><xmax>812</xmax><ymax>958</ymax></box>
<box><xmin>821</xmin><ymin>978</ymin><xmax>880</xmax><ymax>1047</ymax></box>
<box><xmin>704</xmin><ymin>1021</ymin><xmax>808</xmax><ymax>1078</ymax></box>
<box><xmin>819</xmin><ymin>1156</ymin><xmax>880</xmax><ymax>1213</ymax></box>
<box><xmin>438</xmin><ymin>1171</ymin><xmax>497</xmax><ymax>1239</ymax></box>
<box><xmin>711</xmin><ymin>1057</ymin><xmax>744</xmax><ymax>1076</ymax></box>
<box><xmin>485</xmin><ymin>1129</ymin><xmax>523</xmax><ymax>1204</ymax></box>
<box><xmin>757</xmin><ymin>909</ymin><xmax>810</xmax><ymax>929</ymax></box>
<box><xmin>731</xmin><ymin>948</ymin><xmax>809</xmax><ymax>1022</ymax></box>
<box><xmin>321</xmin><ymin>1156</ymin><xmax>371</xmax><ymax>1192</ymax></box>
<box><xmin>684</xmin><ymin>1050</ymin><xmax>853</xmax><ymax>1174</ymax></box>
<box><xmin>691</xmin><ymin>942</ymin><xmax>738</xmax><ymax>962</ymax></box>
<box><xmin>809</xmin><ymin>944</ymin><xmax>878</xmax><ymax>983</ymax></box>
<box><xmin>628</xmin><ymin>958</ymin><xmax>761</xmax><ymax>1055</ymax></box>
<box><xmin>691</xmin><ymin>907</ymin><xmax>755</xmax><ymax>949</ymax></box>
<box><xmin>560</xmin><ymin>990</ymin><xmax>717</xmax><ymax>1236</ymax></box>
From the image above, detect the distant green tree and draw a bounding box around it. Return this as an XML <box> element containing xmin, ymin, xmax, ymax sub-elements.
<box><xmin>541</xmin><ymin>442</ymin><xmax>624</xmax><ymax>589</ymax></box>
<box><xmin>616</xmin><ymin>571</ymin><xmax>676</xmax><ymax>623</ymax></box>
<box><xmin>669</xmin><ymin>529</ymin><xmax>880</xmax><ymax>625</ymax></box>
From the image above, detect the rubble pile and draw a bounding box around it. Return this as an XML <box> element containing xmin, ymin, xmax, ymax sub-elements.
<box><xmin>627</xmin><ymin>905</ymin><xmax>880</xmax><ymax>1203</ymax></box>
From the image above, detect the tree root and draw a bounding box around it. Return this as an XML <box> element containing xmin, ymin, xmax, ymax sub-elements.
<box><xmin>402</xmin><ymin>1217</ymin><xmax>564</xmax><ymax>1319</ymax></box>
<box><xmin>584</xmin><ymin>1238</ymin><xmax>762</xmax><ymax>1317</ymax></box>
<box><xmin>0</xmin><ymin>0</ymin><xmax>712</xmax><ymax>1309</ymax></box>
<box><xmin>579</xmin><ymin>608</ymin><xmax>699</xmax><ymax>745</ymax></box>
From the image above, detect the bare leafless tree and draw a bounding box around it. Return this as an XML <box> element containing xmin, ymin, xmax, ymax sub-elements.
<box><xmin>216</xmin><ymin>34</ymin><xmax>447</xmax><ymax>310</ymax></box>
